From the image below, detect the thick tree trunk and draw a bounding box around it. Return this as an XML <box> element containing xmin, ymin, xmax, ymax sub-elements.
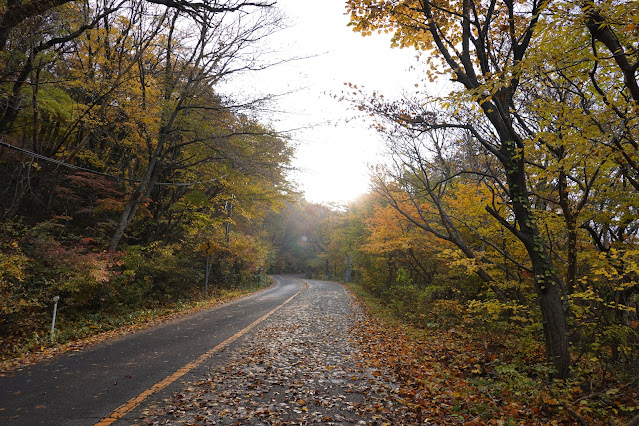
<box><xmin>0</xmin><ymin>52</ymin><xmax>33</xmax><ymax>134</ymax></box>
<box><xmin>530</xmin><ymin>249</ymin><xmax>571</xmax><ymax>378</ymax></box>
<box><xmin>503</xmin><ymin>141</ymin><xmax>570</xmax><ymax>379</ymax></box>
<box><xmin>108</xmin><ymin>165</ymin><xmax>161</xmax><ymax>252</ymax></box>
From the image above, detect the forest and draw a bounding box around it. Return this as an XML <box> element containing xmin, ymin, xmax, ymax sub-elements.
<box><xmin>1</xmin><ymin>0</ymin><xmax>638</xmax><ymax>424</ymax></box>
<box><xmin>0</xmin><ymin>0</ymin><xmax>295</xmax><ymax>357</ymax></box>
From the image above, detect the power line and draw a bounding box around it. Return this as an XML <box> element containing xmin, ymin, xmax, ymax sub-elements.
<box><xmin>0</xmin><ymin>140</ymin><xmax>224</xmax><ymax>187</ymax></box>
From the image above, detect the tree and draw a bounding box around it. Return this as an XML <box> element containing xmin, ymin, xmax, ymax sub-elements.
<box><xmin>347</xmin><ymin>0</ymin><xmax>571</xmax><ymax>377</ymax></box>
<box><xmin>522</xmin><ymin>0</ymin><xmax>639</xmax><ymax>250</ymax></box>
<box><xmin>365</xmin><ymin>115</ymin><xmax>518</xmax><ymax>302</ymax></box>
<box><xmin>100</xmin><ymin>4</ymin><xmax>283</xmax><ymax>251</ymax></box>
<box><xmin>0</xmin><ymin>0</ymin><xmax>125</xmax><ymax>134</ymax></box>
<box><xmin>0</xmin><ymin>0</ymin><xmax>274</xmax><ymax>52</ymax></box>
<box><xmin>0</xmin><ymin>0</ymin><xmax>163</xmax><ymax>218</ymax></box>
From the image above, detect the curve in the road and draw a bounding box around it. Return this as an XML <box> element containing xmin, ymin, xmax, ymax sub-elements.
<box><xmin>0</xmin><ymin>275</ymin><xmax>305</xmax><ymax>426</ymax></box>
<box><xmin>96</xmin><ymin>279</ymin><xmax>306</xmax><ymax>426</ymax></box>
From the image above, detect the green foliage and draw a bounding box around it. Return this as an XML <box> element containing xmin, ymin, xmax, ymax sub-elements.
<box><xmin>33</xmin><ymin>86</ymin><xmax>75</xmax><ymax>123</ymax></box>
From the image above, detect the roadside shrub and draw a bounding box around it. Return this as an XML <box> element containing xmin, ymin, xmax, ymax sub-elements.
<box><xmin>428</xmin><ymin>299</ymin><xmax>465</xmax><ymax>327</ymax></box>
<box><xmin>0</xmin><ymin>223</ymin><xmax>35</xmax><ymax>343</ymax></box>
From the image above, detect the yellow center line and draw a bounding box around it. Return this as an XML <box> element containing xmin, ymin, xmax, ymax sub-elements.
<box><xmin>95</xmin><ymin>281</ymin><xmax>307</xmax><ymax>426</ymax></box>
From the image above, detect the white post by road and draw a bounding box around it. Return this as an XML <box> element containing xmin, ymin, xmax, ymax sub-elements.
<box><xmin>51</xmin><ymin>296</ymin><xmax>60</xmax><ymax>336</ymax></box>
<box><xmin>205</xmin><ymin>255</ymin><xmax>210</xmax><ymax>298</ymax></box>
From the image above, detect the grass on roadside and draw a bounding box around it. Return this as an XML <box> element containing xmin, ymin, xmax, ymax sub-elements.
<box><xmin>0</xmin><ymin>281</ymin><xmax>272</xmax><ymax>374</ymax></box>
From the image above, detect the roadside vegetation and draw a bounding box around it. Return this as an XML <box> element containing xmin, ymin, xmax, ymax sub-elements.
<box><xmin>287</xmin><ymin>189</ymin><xmax>638</xmax><ymax>424</ymax></box>
<box><xmin>349</xmin><ymin>280</ymin><xmax>636</xmax><ymax>424</ymax></box>
<box><xmin>0</xmin><ymin>0</ymin><xmax>293</xmax><ymax>362</ymax></box>
<box><xmin>2</xmin><ymin>0</ymin><xmax>638</xmax><ymax>423</ymax></box>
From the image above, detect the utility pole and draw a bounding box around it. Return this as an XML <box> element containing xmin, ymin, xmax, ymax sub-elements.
<box><xmin>200</xmin><ymin>241</ymin><xmax>215</xmax><ymax>297</ymax></box>
<box><xmin>344</xmin><ymin>255</ymin><xmax>352</xmax><ymax>283</ymax></box>
<box><xmin>204</xmin><ymin>255</ymin><xmax>210</xmax><ymax>297</ymax></box>
<box><xmin>224</xmin><ymin>195</ymin><xmax>235</xmax><ymax>244</ymax></box>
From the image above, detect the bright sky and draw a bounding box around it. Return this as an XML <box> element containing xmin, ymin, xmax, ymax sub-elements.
<box><xmin>222</xmin><ymin>0</ymin><xmax>422</xmax><ymax>205</ymax></box>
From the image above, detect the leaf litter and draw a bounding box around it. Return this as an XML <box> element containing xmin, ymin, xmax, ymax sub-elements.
<box><xmin>136</xmin><ymin>281</ymin><xmax>415</xmax><ymax>425</ymax></box>
<box><xmin>135</xmin><ymin>279</ymin><xmax>635</xmax><ymax>425</ymax></box>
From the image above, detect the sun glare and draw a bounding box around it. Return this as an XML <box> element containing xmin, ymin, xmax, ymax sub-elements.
<box><xmin>295</xmin><ymin>165</ymin><xmax>371</xmax><ymax>205</ymax></box>
<box><xmin>219</xmin><ymin>0</ymin><xmax>418</xmax><ymax>205</ymax></box>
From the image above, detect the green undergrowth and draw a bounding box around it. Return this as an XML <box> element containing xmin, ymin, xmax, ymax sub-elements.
<box><xmin>1</xmin><ymin>283</ymin><xmax>269</xmax><ymax>367</ymax></box>
<box><xmin>347</xmin><ymin>281</ymin><xmax>401</xmax><ymax>325</ymax></box>
<box><xmin>346</xmin><ymin>281</ymin><xmax>639</xmax><ymax>425</ymax></box>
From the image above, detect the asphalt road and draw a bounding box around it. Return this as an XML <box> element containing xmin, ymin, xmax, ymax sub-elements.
<box><xmin>0</xmin><ymin>275</ymin><xmax>304</xmax><ymax>425</ymax></box>
<box><xmin>133</xmin><ymin>277</ymin><xmax>403</xmax><ymax>425</ymax></box>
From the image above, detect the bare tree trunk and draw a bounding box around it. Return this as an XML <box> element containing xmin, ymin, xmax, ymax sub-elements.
<box><xmin>4</xmin><ymin>173</ymin><xmax>30</xmax><ymax>218</ymax></box>
<box><xmin>108</xmin><ymin>136</ymin><xmax>162</xmax><ymax>252</ymax></box>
